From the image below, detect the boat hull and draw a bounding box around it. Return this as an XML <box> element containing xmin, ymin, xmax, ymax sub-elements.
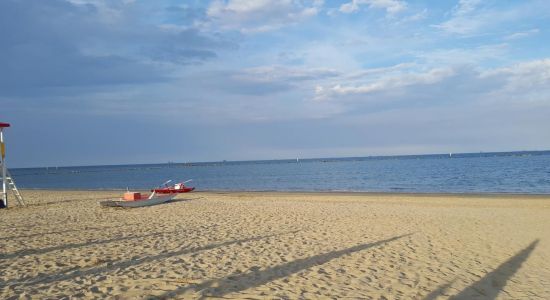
<box><xmin>100</xmin><ymin>193</ymin><xmax>176</xmax><ymax>208</ymax></box>
<box><xmin>152</xmin><ymin>187</ymin><xmax>195</xmax><ymax>194</ymax></box>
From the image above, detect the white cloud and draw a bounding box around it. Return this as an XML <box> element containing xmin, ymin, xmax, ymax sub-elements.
<box><xmin>415</xmin><ymin>44</ymin><xmax>509</xmax><ymax>65</ymax></box>
<box><xmin>481</xmin><ymin>59</ymin><xmax>550</xmax><ymax>103</ymax></box>
<box><xmin>339</xmin><ymin>0</ymin><xmax>407</xmax><ymax>15</ymax></box>
<box><xmin>400</xmin><ymin>8</ymin><xmax>428</xmax><ymax>23</ymax></box>
<box><xmin>66</xmin><ymin>0</ymin><xmax>133</xmax><ymax>23</ymax></box>
<box><xmin>504</xmin><ymin>28</ymin><xmax>540</xmax><ymax>40</ymax></box>
<box><xmin>205</xmin><ymin>0</ymin><xmax>323</xmax><ymax>33</ymax></box>
<box><xmin>433</xmin><ymin>0</ymin><xmax>485</xmax><ymax>34</ymax></box>
<box><xmin>433</xmin><ymin>0</ymin><xmax>547</xmax><ymax>36</ymax></box>
<box><xmin>234</xmin><ymin>65</ymin><xmax>340</xmax><ymax>83</ymax></box>
<box><xmin>346</xmin><ymin>63</ymin><xmax>416</xmax><ymax>79</ymax></box>
<box><xmin>451</xmin><ymin>0</ymin><xmax>482</xmax><ymax>16</ymax></box>
<box><xmin>316</xmin><ymin>67</ymin><xmax>454</xmax><ymax>100</ymax></box>
<box><xmin>314</xmin><ymin>59</ymin><xmax>550</xmax><ymax>107</ymax></box>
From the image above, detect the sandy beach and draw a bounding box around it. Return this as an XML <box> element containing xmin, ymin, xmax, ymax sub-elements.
<box><xmin>1</xmin><ymin>190</ymin><xmax>549</xmax><ymax>299</ymax></box>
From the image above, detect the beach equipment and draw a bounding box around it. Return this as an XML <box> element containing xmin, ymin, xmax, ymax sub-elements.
<box><xmin>0</xmin><ymin>122</ymin><xmax>25</xmax><ymax>208</ymax></box>
<box><xmin>100</xmin><ymin>191</ymin><xmax>177</xmax><ymax>208</ymax></box>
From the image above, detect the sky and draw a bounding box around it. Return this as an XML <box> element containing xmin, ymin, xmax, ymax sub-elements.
<box><xmin>1</xmin><ymin>0</ymin><xmax>550</xmax><ymax>167</ymax></box>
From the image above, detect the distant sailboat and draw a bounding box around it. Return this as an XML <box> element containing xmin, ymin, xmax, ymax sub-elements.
<box><xmin>449</xmin><ymin>153</ymin><xmax>452</xmax><ymax>158</ymax></box>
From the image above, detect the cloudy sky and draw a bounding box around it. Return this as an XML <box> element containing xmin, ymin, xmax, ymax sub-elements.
<box><xmin>1</xmin><ymin>0</ymin><xmax>550</xmax><ymax>167</ymax></box>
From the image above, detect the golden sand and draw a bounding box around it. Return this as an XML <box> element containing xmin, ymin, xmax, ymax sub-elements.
<box><xmin>1</xmin><ymin>190</ymin><xmax>549</xmax><ymax>299</ymax></box>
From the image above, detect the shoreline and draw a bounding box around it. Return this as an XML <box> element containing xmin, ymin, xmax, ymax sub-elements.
<box><xmin>18</xmin><ymin>188</ymin><xmax>550</xmax><ymax>198</ymax></box>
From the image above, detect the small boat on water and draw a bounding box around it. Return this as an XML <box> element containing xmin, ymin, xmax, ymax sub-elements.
<box><xmin>100</xmin><ymin>180</ymin><xmax>195</xmax><ymax>208</ymax></box>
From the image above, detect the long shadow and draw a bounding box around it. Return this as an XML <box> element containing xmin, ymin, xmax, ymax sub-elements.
<box><xmin>3</xmin><ymin>230</ymin><xmax>298</xmax><ymax>289</ymax></box>
<box><xmin>0</xmin><ymin>221</ymin><xmax>146</xmax><ymax>241</ymax></box>
<box><xmin>0</xmin><ymin>230</ymin><xmax>178</xmax><ymax>260</ymax></box>
<box><xmin>448</xmin><ymin>239</ymin><xmax>539</xmax><ymax>300</ymax></box>
<box><xmin>1</xmin><ymin>224</ymin><xmax>217</xmax><ymax>283</ymax></box>
<box><xmin>0</xmin><ymin>229</ymin><xmax>87</xmax><ymax>241</ymax></box>
<box><xmin>27</xmin><ymin>196</ymin><xmax>118</xmax><ymax>207</ymax></box>
<box><xmin>160</xmin><ymin>233</ymin><xmax>411</xmax><ymax>299</ymax></box>
<box><xmin>166</xmin><ymin>196</ymin><xmax>205</xmax><ymax>204</ymax></box>
<box><xmin>423</xmin><ymin>280</ymin><xmax>456</xmax><ymax>300</ymax></box>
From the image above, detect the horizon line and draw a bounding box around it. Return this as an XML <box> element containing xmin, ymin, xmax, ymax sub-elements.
<box><xmin>11</xmin><ymin>149</ymin><xmax>550</xmax><ymax>170</ymax></box>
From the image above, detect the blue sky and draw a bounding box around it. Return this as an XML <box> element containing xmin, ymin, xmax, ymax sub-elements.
<box><xmin>1</xmin><ymin>0</ymin><xmax>550</xmax><ymax>167</ymax></box>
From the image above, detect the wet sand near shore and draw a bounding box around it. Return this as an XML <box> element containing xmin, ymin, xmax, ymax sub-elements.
<box><xmin>1</xmin><ymin>190</ymin><xmax>549</xmax><ymax>299</ymax></box>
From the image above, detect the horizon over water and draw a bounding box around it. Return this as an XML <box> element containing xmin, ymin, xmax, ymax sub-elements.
<box><xmin>10</xmin><ymin>150</ymin><xmax>550</xmax><ymax>194</ymax></box>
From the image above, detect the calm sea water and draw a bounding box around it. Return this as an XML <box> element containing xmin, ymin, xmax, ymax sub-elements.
<box><xmin>10</xmin><ymin>151</ymin><xmax>550</xmax><ymax>194</ymax></box>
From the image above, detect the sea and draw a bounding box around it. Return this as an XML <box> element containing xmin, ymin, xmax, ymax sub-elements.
<box><xmin>10</xmin><ymin>151</ymin><xmax>550</xmax><ymax>194</ymax></box>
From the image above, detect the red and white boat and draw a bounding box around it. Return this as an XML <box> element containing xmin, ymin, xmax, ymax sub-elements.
<box><xmin>152</xmin><ymin>180</ymin><xmax>195</xmax><ymax>194</ymax></box>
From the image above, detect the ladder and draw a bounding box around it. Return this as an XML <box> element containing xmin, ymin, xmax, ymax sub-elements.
<box><xmin>5</xmin><ymin>169</ymin><xmax>25</xmax><ymax>206</ymax></box>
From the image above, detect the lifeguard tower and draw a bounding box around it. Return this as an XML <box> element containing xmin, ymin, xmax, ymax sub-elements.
<box><xmin>1</xmin><ymin>122</ymin><xmax>25</xmax><ymax>208</ymax></box>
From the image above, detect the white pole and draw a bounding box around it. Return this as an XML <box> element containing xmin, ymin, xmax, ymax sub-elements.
<box><xmin>1</xmin><ymin>129</ymin><xmax>6</xmax><ymax>208</ymax></box>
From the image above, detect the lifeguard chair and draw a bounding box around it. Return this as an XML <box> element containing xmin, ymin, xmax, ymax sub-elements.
<box><xmin>1</xmin><ymin>122</ymin><xmax>25</xmax><ymax>208</ymax></box>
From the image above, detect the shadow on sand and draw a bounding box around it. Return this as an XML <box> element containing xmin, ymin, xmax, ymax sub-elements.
<box><xmin>0</xmin><ymin>220</ymin><xmax>151</xmax><ymax>241</ymax></box>
<box><xmin>159</xmin><ymin>233</ymin><xmax>412</xmax><ymax>299</ymax></box>
<box><xmin>166</xmin><ymin>196</ymin><xmax>205</xmax><ymax>204</ymax></box>
<box><xmin>0</xmin><ymin>230</ymin><xmax>178</xmax><ymax>260</ymax></box>
<box><xmin>27</xmin><ymin>196</ymin><xmax>119</xmax><ymax>207</ymax></box>
<box><xmin>0</xmin><ymin>229</ymin><xmax>88</xmax><ymax>241</ymax></box>
<box><xmin>423</xmin><ymin>280</ymin><xmax>456</xmax><ymax>300</ymax></box>
<box><xmin>424</xmin><ymin>239</ymin><xmax>539</xmax><ymax>300</ymax></box>
<box><xmin>3</xmin><ymin>230</ymin><xmax>299</xmax><ymax>289</ymax></box>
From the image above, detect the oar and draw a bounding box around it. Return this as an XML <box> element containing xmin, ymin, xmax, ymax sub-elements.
<box><xmin>160</xmin><ymin>179</ymin><xmax>172</xmax><ymax>187</ymax></box>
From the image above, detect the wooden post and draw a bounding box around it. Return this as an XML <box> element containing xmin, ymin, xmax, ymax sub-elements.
<box><xmin>1</xmin><ymin>128</ymin><xmax>6</xmax><ymax>208</ymax></box>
